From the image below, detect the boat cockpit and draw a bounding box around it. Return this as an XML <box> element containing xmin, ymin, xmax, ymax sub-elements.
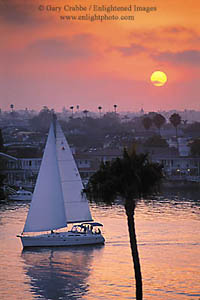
<box><xmin>71</xmin><ymin>222</ymin><xmax>103</xmax><ymax>234</ymax></box>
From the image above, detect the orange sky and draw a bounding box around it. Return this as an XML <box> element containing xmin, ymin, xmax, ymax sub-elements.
<box><xmin>0</xmin><ymin>0</ymin><xmax>200</xmax><ymax>112</ymax></box>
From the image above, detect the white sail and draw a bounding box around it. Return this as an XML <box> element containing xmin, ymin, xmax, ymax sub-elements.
<box><xmin>23</xmin><ymin>124</ymin><xmax>67</xmax><ymax>232</ymax></box>
<box><xmin>55</xmin><ymin>121</ymin><xmax>93</xmax><ymax>223</ymax></box>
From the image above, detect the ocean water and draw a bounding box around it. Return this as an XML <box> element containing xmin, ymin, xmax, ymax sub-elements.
<box><xmin>0</xmin><ymin>189</ymin><xmax>199</xmax><ymax>299</ymax></box>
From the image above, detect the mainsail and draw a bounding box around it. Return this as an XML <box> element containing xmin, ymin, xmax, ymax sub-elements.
<box><xmin>23</xmin><ymin>119</ymin><xmax>92</xmax><ymax>233</ymax></box>
<box><xmin>23</xmin><ymin>123</ymin><xmax>66</xmax><ymax>232</ymax></box>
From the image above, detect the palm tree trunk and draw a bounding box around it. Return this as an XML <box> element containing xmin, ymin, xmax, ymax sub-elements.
<box><xmin>176</xmin><ymin>126</ymin><xmax>178</xmax><ymax>148</ymax></box>
<box><xmin>125</xmin><ymin>201</ymin><xmax>143</xmax><ymax>300</ymax></box>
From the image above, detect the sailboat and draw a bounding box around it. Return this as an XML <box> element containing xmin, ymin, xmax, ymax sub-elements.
<box><xmin>17</xmin><ymin>116</ymin><xmax>105</xmax><ymax>247</ymax></box>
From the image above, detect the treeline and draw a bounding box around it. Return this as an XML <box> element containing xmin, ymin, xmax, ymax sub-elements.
<box><xmin>27</xmin><ymin>107</ymin><xmax>200</xmax><ymax>151</ymax></box>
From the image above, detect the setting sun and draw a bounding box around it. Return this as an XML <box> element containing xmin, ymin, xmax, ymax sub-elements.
<box><xmin>151</xmin><ymin>71</ymin><xmax>168</xmax><ymax>87</ymax></box>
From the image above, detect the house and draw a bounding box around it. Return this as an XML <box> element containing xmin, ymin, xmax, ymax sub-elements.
<box><xmin>136</xmin><ymin>141</ymin><xmax>200</xmax><ymax>182</ymax></box>
<box><xmin>0</xmin><ymin>148</ymin><xmax>123</xmax><ymax>188</ymax></box>
<box><xmin>0</xmin><ymin>152</ymin><xmax>41</xmax><ymax>188</ymax></box>
<box><xmin>151</xmin><ymin>152</ymin><xmax>200</xmax><ymax>181</ymax></box>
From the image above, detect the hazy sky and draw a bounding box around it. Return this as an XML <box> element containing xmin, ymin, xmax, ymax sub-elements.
<box><xmin>0</xmin><ymin>0</ymin><xmax>200</xmax><ymax>112</ymax></box>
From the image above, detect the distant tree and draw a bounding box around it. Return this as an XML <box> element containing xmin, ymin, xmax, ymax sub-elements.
<box><xmin>29</xmin><ymin>106</ymin><xmax>53</xmax><ymax>133</ymax></box>
<box><xmin>189</xmin><ymin>139</ymin><xmax>200</xmax><ymax>156</ymax></box>
<box><xmin>169</xmin><ymin>113</ymin><xmax>181</xmax><ymax>138</ymax></box>
<box><xmin>83</xmin><ymin>110</ymin><xmax>89</xmax><ymax>118</ymax></box>
<box><xmin>67</xmin><ymin>117</ymin><xmax>83</xmax><ymax>131</ymax></box>
<box><xmin>114</xmin><ymin>104</ymin><xmax>118</xmax><ymax>114</ymax></box>
<box><xmin>85</xmin><ymin>149</ymin><xmax>163</xmax><ymax>300</ymax></box>
<box><xmin>153</xmin><ymin>113</ymin><xmax>166</xmax><ymax>134</ymax></box>
<box><xmin>144</xmin><ymin>135</ymin><xmax>168</xmax><ymax>148</ymax></box>
<box><xmin>70</xmin><ymin>106</ymin><xmax>74</xmax><ymax>117</ymax></box>
<box><xmin>142</xmin><ymin>117</ymin><xmax>152</xmax><ymax>131</ymax></box>
<box><xmin>148</xmin><ymin>112</ymin><xmax>157</xmax><ymax>118</ymax></box>
<box><xmin>10</xmin><ymin>104</ymin><xmax>14</xmax><ymax>112</ymax></box>
<box><xmin>102</xmin><ymin>112</ymin><xmax>120</xmax><ymax>121</ymax></box>
<box><xmin>100</xmin><ymin>112</ymin><xmax>121</xmax><ymax>134</ymax></box>
<box><xmin>183</xmin><ymin>122</ymin><xmax>200</xmax><ymax>138</ymax></box>
<box><xmin>10</xmin><ymin>106</ymin><xmax>19</xmax><ymax>118</ymax></box>
<box><xmin>98</xmin><ymin>106</ymin><xmax>102</xmax><ymax>117</ymax></box>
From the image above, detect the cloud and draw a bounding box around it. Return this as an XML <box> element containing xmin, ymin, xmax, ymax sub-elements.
<box><xmin>113</xmin><ymin>26</ymin><xmax>200</xmax><ymax>62</ymax></box>
<box><xmin>114</xmin><ymin>43</ymin><xmax>146</xmax><ymax>56</ymax></box>
<box><xmin>152</xmin><ymin>50</ymin><xmax>200</xmax><ymax>66</ymax></box>
<box><xmin>129</xmin><ymin>26</ymin><xmax>200</xmax><ymax>49</ymax></box>
<box><xmin>27</xmin><ymin>34</ymin><xmax>96</xmax><ymax>60</ymax></box>
<box><xmin>160</xmin><ymin>27</ymin><xmax>200</xmax><ymax>44</ymax></box>
<box><xmin>113</xmin><ymin>26</ymin><xmax>200</xmax><ymax>67</ymax></box>
<box><xmin>0</xmin><ymin>0</ymin><xmax>43</xmax><ymax>26</ymax></box>
<box><xmin>161</xmin><ymin>26</ymin><xmax>195</xmax><ymax>34</ymax></box>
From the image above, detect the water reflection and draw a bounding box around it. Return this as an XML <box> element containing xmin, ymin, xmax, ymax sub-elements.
<box><xmin>138</xmin><ymin>188</ymin><xmax>200</xmax><ymax>221</ymax></box>
<box><xmin>0</xmin><ymin>190</ymin><xmax>200</xmax><ymax>300</ymax></box>
<box><xmin>22</xmin><ymin>246</ymin><xmax>104</xmax><ymax>300</ymax></box>
<box><xmin>0</xmin><ymin>200</ymin><xmax>29</xmax><ymax>213</ymax></box>
<box><xmin>161</xmin><ymin>186</ymin><xmax>200</xmax><ymax>203</ymax></box>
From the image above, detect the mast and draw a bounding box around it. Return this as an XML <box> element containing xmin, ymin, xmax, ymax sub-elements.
<box><xmin>52</xmin><ymin>113</ymin><xmax>57</xmax><ymax>138</ymax></box>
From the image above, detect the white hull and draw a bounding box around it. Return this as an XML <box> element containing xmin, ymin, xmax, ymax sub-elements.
<box><xmin>19</xmin><ymin>231</ymin><xmax>105</xmax><ymax>248</ymax></box>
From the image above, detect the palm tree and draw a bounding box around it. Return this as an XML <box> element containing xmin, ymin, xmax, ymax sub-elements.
<box><xmin>70</xmin><ymin>106</ymin><xmax>74</xmax><ymax>117</ymax></box>
<box><xmin>98</xmin><ymin>106</ymin><xmax>102</xmax><ymax>117</ymax></box>
<box><xmin>153</xmin><ymin>113</ymin><xmax>166</xmax><ymax>134</ymax></box>
<box><xmin>169</xmin><ymin>113</ymin><xmax>181</xmax><ymax>139</ymax></box>
<box><xmin>83</xmin><ymin>109</ymin><xmax>89</xmax><ymax>118</ymax></box>
<box><xmin>142</xmin><ymin>117</ymin><xmax>152</xmax><ymax>131</ymax></box>
<box><xmin>85</xmin><ymin>149</ymin><xmax>163</xmax><ymax>300</ymax></box>
<box><xmin>10</xmin><ymin>104</ymin><xmax>14</xmax><ymax>112</ymax></box>
<box><xmin>114</xmin><ymin>104</ymin><xmax>118</xmax><ymax>114</ymax></box>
